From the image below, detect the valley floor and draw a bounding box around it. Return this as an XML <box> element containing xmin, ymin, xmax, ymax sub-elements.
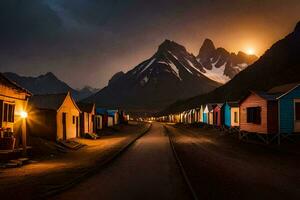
<box><xmin>0</xmin><ymin>122</ymin><xmax>150</xmax><ymax>199</ymax></box>
<box><xmin>166</xmin><ymin>124</ymin><xmax>300</xmax><ymax>199</ymax></box>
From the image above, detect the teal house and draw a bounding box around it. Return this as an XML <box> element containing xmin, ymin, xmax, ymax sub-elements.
<box><xmin>269</xmin><ymin>83</ymin><xmax>300</xmax><ymax>134</ymax></box>
<box><xmin>222</xmin><ymin>102</ymin><xmax>239</xmax><ymax>128</ymax></box>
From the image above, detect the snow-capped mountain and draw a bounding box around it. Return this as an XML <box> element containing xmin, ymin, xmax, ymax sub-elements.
<box><xmin>85</xmin><ymin>40</ymin><xmax>222</xmax><ymax>113</ymax></box>
<box><xmin>197</xmin><ymin>39</ymin><xmax>258</xmax><ymax>83</ymax></box>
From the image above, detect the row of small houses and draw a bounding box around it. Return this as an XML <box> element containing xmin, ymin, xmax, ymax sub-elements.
<box><xmin>0</xmin><ymin>73</ymin><xmax>129</xmax><ymax>152</ymax></box>
<box><xmin>161</xmin><ymin>83</ymin><xmax>300</xmax><ymax>144</ymax></box>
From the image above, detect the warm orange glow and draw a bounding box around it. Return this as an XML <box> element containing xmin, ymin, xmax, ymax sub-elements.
<box><xmin>20</xmin><ymin>111</ymin><xmax>28</xmax><ymax>119</ymax></box>
<box><xmin>246</xmin><ymin>48</ymin><xmax>255</xmax><ymax>55</ymax></box>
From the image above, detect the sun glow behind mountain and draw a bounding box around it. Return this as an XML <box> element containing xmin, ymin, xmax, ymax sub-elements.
<box><xmin>246</xmin><ymin>48</ymin><xmax>255</xmax><ymax>55</ymax></box>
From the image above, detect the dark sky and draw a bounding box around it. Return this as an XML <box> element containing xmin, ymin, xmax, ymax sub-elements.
<box><xmin>0</xmin><ymin>0</ymin><xmax>300</xmax><ymax>89</ymax></box>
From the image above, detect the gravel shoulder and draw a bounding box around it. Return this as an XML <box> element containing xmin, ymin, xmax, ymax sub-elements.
<box><xmin>0</xmin><ymin>122</ymin><xmax>150</xmax><ymax>199</ymax></box>
<box><xmin>166</xmin><ymin>124</ymin><xmax>300</xmax><ymax>200</ymax></box>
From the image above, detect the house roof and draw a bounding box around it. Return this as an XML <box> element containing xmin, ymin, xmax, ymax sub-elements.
<box><xmin>96</xmin><ymin>108</ymin><xmax>108</xmax><ymax>115</ymax></box>
<box><xmin>268</xmin><ymin>83</ymin><xmax>300</xmax><ymax>94</ymax></box>
<box><xmin>0</xmin><ymin>73</ymin><xmax>31</xmax><ymax>96</ymax></box>
<box><xmin>77</xmin><ymin>102</ymin><xmax>95</xmax><ymax>113</ymax></box>
<box><xmin>29</xmin><ymin>93</ymin><xmax>68</xmax><ymax>110</ymax></box>
<box><xmin>107</xmin><ymin>109</ymin><xmax>118</xmax><ymax>116</ymax></box>
<box><xmin>226</xmin><ymin>101</ymin><xmax>239</xmax><ymax>107</ymax></box>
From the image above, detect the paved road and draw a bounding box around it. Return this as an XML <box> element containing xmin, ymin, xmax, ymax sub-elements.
<box><xmin>54</xmin><ymin>123</ymin><xmax>191</xmax><ymax>200</ymax></box>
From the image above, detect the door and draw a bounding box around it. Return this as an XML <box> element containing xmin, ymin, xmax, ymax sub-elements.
<box><xmin>215</xmin><ymin>112</ymin><xmax>218</xmax><ymax>125</ymax></box>
<box><xmin>62</xmin><ymin>113</ymin><xmax>67</xmax><ymax>140</ymax></box>
<box><xmin>294</xmin><ymin>101</ymin><xmax>300</xmax><ymax>132</ymax></box>
<box><xmin>76</xmin><ymin>116</ymin><xmax>79</xmax><ymax>137</ymax></box>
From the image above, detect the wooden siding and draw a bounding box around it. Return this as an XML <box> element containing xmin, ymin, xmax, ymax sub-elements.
<box><xmin>267</xmin><ymin>101</ymin><xmax>278</xmax><ymax>134</ymax></box>
<box><xmin>203</xmin><ymin>113</ymin><xmax>208</xmax><ymax>123</ymax></box>
<box><xmin>240</xmin><ymin>93</ymin><xmax>268</xmax><ymax>134</ymax></box>
<box><xmin>213</xmin><ymin>106</ymin><xmax>222</xmax><ymax>126</ymax></box>
<box><xmin>223</xmin><ymin>103</ymin><xmax>231</xmax><ymax>127</ymax></box>
<box><xmin>208</xmin><ymin>112</ymin><xmax>214</xmax><ymax>125</ymax></box>
<box><xmin>279</xmin><ymin>85</ymin><xmax>300</xmax><ymax>134</ymax></box>
<box><xmin>56</xmin><ymin>94</ymin><xmax>80</xmax><ymax>140</ymax></box>
<box><xmin>230</xmin><ymin>107</ymin><xmax>240</xmax><ymax>127</ymax></box>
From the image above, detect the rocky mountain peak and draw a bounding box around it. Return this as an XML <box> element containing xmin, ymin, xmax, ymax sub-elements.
<box><xmin>198</xmin><ymin>38</ymin><xmax>216</xmax><ymax>57</ymax></box>
<box><xmin>158</xmin><ymin>39</ymin><xmax>187</xmax><ymax>54</ymax></box>
<box><xmin>294</xmin><ymin>20</ymin><xmax>300</xmax><ymax>35</ymax></box>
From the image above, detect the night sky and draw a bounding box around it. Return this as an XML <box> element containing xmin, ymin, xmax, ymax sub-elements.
<box><xmin>0</xmin><ymin>0</ymin><xmax>300</xmax><ymax>89</ymax></box>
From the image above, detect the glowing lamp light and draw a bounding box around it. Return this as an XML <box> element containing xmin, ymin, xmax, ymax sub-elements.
<box><xmin>20</xmin><ymin>111</ymin><xmax>28</xmax><ymax>119</ymax></box>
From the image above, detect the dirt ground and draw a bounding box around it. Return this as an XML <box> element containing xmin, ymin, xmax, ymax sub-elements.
<box><xmin>54</xmin><ymin>122</ymin><xmax>191</xmax><ymax>200</ymax></box>
<box><xmin>0</xmin><ymin>122</ymin><xmax>150</xmax><ymax>199</ymax></box>
<box><xmin>166</xmin><ymin>124</ymin><xmax>300</xmax><ymax>200</ymax></box>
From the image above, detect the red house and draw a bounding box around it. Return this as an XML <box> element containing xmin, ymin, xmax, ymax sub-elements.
<box><xmin>213</xmin><ymin>104</ymin><xmax>223</xmax><ymax>127</ymax></box>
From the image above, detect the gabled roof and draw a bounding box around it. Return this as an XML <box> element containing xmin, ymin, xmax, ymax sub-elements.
<box><xmin>227</xmin><ymin>101</ymin><xmax>239</xmax><ymax>107</ymax></box>
<box><xmin>29</xmin><ymin>92</ymin><xmax>81</xmax><ymax>112</ymax></box>
<box><xmin>0</xmin><ymin>73</ymin><xmax>31</xmax><ymax>96</ymax></box>
<box><xmin>269</xmin><ymin>83</ymin><xmax>300</xmax><ymax>99</ymax></box>
<box><xmin>77</xmin><ymin>102</ymin><xmax>95</xmax><ymax>113</ymax></box>
<box><xmin>29</xmin><ymin>93</ymin><xmax>68</xmax><ymax>110</ymax></box>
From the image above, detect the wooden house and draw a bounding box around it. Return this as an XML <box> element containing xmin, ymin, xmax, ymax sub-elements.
<box><xmin>96</xmin><ymin>108</ymin><xmax>108</xmax><ymax>128</ymax></box>
<box><xmin>108</xmin><ymin>110</ymin><xmax>119</xmax><ymax>126</ymax></box>
<box><xmin>213</xmin><ymin>104</ymin><xmax>223</xmax><ymax>126</ymax></box>
<box><xmin>222</xmin><ymin>102</ymin><xmax>239</xmax><ymax>128</ymax></box>
<box><xmin>77</xmin><ymin>102</ymin><xmax>95</xmax><ymax>136</ymax></box>
<box><xmin>239</xmin><ymin>91</ymin><xmax>278</xmax><ymax>134</ymax></box>
<box><xmin>198</xmin><ymin>105</ymin><xmax>204</xmax><ymax>123</ymax></box>
<box><xmin>28</xmin><ymin>92</ymin><xmax>81</xmax><ymax>141</ymax></box>
<box><xmin>268</xmin><ymin>83</ymin><xmax>300</xmax><ymax>135</ymax></box>
<box><xmin>208</xmin><ymin>104</ymin><xmax>214</xmax><ymax>125</ymax></box>
<box><xmin>0</xmin><ymin>73</ymin><xmax>31</xmax><ymax>151</ymax></box>
<box><xmin>203</xmin><ymin>105</ymin><xmax>209</xmax><ymax>124</ymax></box>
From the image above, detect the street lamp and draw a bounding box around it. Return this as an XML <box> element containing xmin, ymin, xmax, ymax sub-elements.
<box><xmin>20</xmin><ymin>111</ymin><xmax>28</xmax><ymax>155</ymax></box>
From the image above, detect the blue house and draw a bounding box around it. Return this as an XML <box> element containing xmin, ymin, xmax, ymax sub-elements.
<box><xmin>268</xmin><ymin>83</ymin><xmax>300</xmax><ymax>134</ymax></box>
<box><xmin>222</xmin><ymin>102</ymin><xmax>239</xmax><ymax>128</ymax></box>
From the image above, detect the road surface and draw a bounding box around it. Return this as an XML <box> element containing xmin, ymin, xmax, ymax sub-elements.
<box><xmin>54</xmin><ymin>122</ymin><xmax>191</xmax><ymax>200</ymax></box>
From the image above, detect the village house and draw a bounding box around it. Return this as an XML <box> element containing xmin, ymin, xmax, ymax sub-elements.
<box><xmin>96</xmin><ymin>108</ymin><xmax>108</xmax><ymax>129</ymax></box>
<box><xmin>222</xmin><ymin>102</ymin><xmax>239</xmax><ymax>128</ymax></box>
<box><xmin>77</xmin><ymin>102</ymin><xmax>95</xmax><ymax>136</ymax></box>
<box><xmin>213</xmin><ymin>103</ymin><xmax>223</xmax><ymax>127</ymax></box>
<box><xmin>28</xmin><ymin>92</ymin><xmax>81</xmax><ymax>141</ymax></box>
<box><xmin>0</xmin><ymin>73</ymin><xmax>31</xmax><ymax>152</ymax></box>
<box><xmin>107</xmin><ymin>110</ymin><xmax>119</xmax><ymax>126</ymax></box>
<box><xmin>268</xmin><ymin>83</ymin><xmax>300</xmax><ymax>135</ymax></box>
<box><xmin>239</xmin><ymin>91</ymin><xmax>278</xmax><ymax>135</ymax></box>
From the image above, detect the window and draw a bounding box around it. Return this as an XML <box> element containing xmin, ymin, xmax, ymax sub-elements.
<box><xmin>295</xmin><ymin>102</ymin><xmax>300</xmax><ymax>120</ymax></box>
<box><xmin>72</xmin><ymin>116</ymin><xmax>75</xmax><ymax>124</ymax></box>
<box><xmin>3</xmin><ymin>103</ymin><xmax>15</xmax><ymax>123</ymax></box>
<box><xmin>234</xmin><ymin>112</ymin><xmax>238</xmax><ymax>123</ymax></box>
<box><xmin>247</xmin><ymin>107</ymin><xmax>261</xmax><ymax>124</ymax></box>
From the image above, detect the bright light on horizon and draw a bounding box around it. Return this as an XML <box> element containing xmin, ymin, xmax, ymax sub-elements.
<box><xmin>246</xmin><ymin>48</ymin><xmax>255</xmax><ymax>55</ymax></box>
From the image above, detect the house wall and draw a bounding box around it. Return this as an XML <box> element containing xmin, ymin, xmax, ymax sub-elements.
<box><xmin>57</xmin><ymin>95</ymin><xmax>80</xmax><ymax>140</ymax></box>
<box><xmin>0</xmin><ymin>84</ymin><xmax>29</xmax><ymax>148</ymax></box>
<box><xmin>267</xmin><ymin>101</ymin><xmax>278</xmax><ymax>134</ymax></box>
<box><xmin>213</xmin><ymin>107</ymin><xmax>221</xmax><ymax>126</ymax></box>
<box><xmin>203</xmin><ymin>113</ymin><xmax>208</xmax><ymax>123</ymax></box>
<box><xmin>27</xmin><ymin>109</ymin><xmax>57</xmax><ymax>141</ymax></box>
<box><xmin>230</xmin><ymin>107</ymin><xmax>240</xmax><ymax>127</ymax></box>
<box><xmin>279</xmin><ymin>86</ymin><xmax>300</xmax><ymax>134</ymax></box>
<box><xmin>114</xmin><ymin>113</ymin><xmax>119</xmax><ymax>125</ymax></box>
<box><xmin>224</xmin><ymin>104</ymin><xmax>231</xmax><ymax>127</ymax></box>
<box><xmin>80</xmin><ymin>111</ymin><xmax>95</xmax><ymax>135</ymax></box>
<box><xmin>208</xmin><ymin>112</ymin><xmax>214</xmax><ymax>125</ymax></box>
<box><xmin>199</xmin><ymin>107</ymin><xmax>203</xmax><ymax>122</ymax></box>
<box><xmin>240</xmin><ymin>93</ymin><xmax>268</xmax><ymax>134</ymax></box>
<box><xmin>107</xmin><ymin>116</ymin><xmax>114</xmax><ymax>127</ymax></box>
<box><xmin>95</xmin><ymin>115</ymin><xmax>102</xmax><ymax>131</ymax></box>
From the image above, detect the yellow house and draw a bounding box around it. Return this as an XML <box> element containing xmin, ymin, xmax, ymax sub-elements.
<box><xmin>28</xmin><ymin>92</ymin><xmax>81</xmax><ymax>141</ymax></box>
<box><xmin>0</xmin><ymin>73</ymin><xmax>31</xmax><ymax>151</ymax></box>
<box><xmin>77</xmin><ymin>102</ymin><xmax>95</xmax><ymax>135</ymax></box>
